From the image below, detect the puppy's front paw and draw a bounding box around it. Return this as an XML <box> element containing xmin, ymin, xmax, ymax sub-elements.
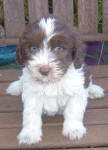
<box><xmin>62</xmin><ymin>120</ymin><xmax>86</xmax><ymax>140</ymax></box>
<box><xmin>18</xmin><ymin>128</ymin><xmax>42</xmax><ymax>145</ymax></box>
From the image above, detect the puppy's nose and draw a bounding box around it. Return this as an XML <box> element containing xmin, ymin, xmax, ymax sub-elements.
<box><xmin>39</xmin><ymin>67</ymin><xmax>50</xmax><ymax>76</ymax></box>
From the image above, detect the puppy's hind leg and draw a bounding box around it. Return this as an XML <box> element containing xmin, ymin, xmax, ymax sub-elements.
<box><xmin>88</xmin><ymin>82</ymin><xmax>105</xmax><ymax>99</ymax></box>
<box><xmin>6</xmin><ymin>78</ymin><xmax>22</xmax><ymax>96</ymax></box>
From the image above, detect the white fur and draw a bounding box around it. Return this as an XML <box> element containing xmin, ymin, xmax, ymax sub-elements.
<box><xmin>28</xmin><ymin>49</ymin><xmax>63</xmax><ymax>82</ymax></box>
<box><xmin>39</xmin><ymin>17</ymin><xmax>55</xmax><ymax>36</ymax></box>
<box><xmin>88</xmin><ymin>82</ymin><xmax>105</xmax><ymax>99</ymax></box>
<box><xmin>63</xmin><ymin>120</ymin><xmax>86</xmax><ymax>139</ymax></box>
<box><xmin>6</xmin><ymin>64</ymin><xmax>104</xmax><ymax>144</ymax></box>
<box><xmin>6</xmin><ymin>78</ymin><xmax>22</xmax><ymax>96</ymax></box>
<box><xmin>6</xmin><ymin>64</ymin><xmax>90</xmax><ymax>144</ymax></box>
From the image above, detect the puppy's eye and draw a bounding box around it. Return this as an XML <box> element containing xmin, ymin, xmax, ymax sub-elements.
<box><xmin>55</xmin><ymin>46</ymin><xmax>63</xmax><ymax>51</ymax></box>
<box><xmin>31</xmin><ymin>46</ymin><xmax>38</xmax><ymax>51</ymax></box>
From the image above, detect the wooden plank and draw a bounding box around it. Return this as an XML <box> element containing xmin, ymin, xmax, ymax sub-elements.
<box><xmin>78</xmin><ymin>0</ymin><xmax>98</xmax><ymax>34</ymax></box>
<box><xmin>88</xmin><ymin>94</ymin><xmax>108</xmax><ymax>109</ymax></box>
<box><xmin>59</xmin><ymin>148</ymin><xmax>108</xmax><ymax>150</ymax></box>
<box><xmin>0</xmin><ymin>69</ymin><xmax>21</xmax><ymax>82</ymax></box>
<box><xmin>0</xmin><ymin>124</ymin><xmax>108</xmax><ymax>149</ymax></box>
<box><xmin>0</xmin><ymin>38</ymin><xmax>19</xmax><ymax>46</ymax></box>
<box><xmin>53</xmin><ymin>0</ymin><xmax>74</xmax><ymax>28</ymax></box>
<box><xmin>0</xmin><ymin>96</ymin><xmax>22</xmax><ymax>112</ymax></box>
<box><xmin>88</xmin><ymin>65</ymin><xmax>108</xmax><ymax>78</ymax></box>
<box><xmin>0</xmin><ymin>108</ymin><xmax>108</xmax><ymax>128</ymax></box>
<box><xmin>28</xmin><ymin>0</ymin><xmax>49</xmax><ymax>23</ymax></box>
<box><xmin>103</xmin><ymin>0</ymin><xmax>108</xmax><ymax>33</ymax></box>
<box><xmin>0</xmin><ymin>66</ymin><xmax>108</xmax><ymax>82</ymax></box>
<box><xmin>1</xmin><ymin>34</ymin><xmax>108</xmax><ymax>46</ymax></box>
<box><xmin>93</xmin><ymin>78</ymin><xmax>108</xmax><ymax>90</ymax></box>
<box><xmin>0</xmin><ymin>112</ymin><xmax>21</xmax><ymax>128</ymax></box>
<box><xmin>3</xmin><ymin>0</ymin><xmax>25</xmax><ymax>38</ymax></box>
<box><xmin>0</xmin><ymin>83</ymin><xmax>9</xmax><ymax>96</ymax></box>
<box><xmin>84</xmin><ymin>108</ymin><xmax>108</xmax><ymax>125</ymax></box>
<box><xmin>0</xmin><ymin>83</ymin><xmax>12</xmax><ymax>96</ymax></box>
<box><xmin>80</xmin><ymin>33</ymin><xmax>108</xmax><ymax>42</ymax></box>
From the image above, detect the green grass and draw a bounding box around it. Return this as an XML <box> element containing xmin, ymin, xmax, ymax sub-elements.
<box><xmin>0</xmin><ymin>63</ymin><xmax>20</xmax><ymax>69</ymax></box>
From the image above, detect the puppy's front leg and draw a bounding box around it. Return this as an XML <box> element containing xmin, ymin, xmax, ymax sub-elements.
<box><xmin>63</xmin><ymin>90</ymin><xmax>88</xmax><ymax>140</ymax></box>
<box><xmin>18</xmin><ymin>93</ymin><xmax>43</xmax><ymax>145</ymax></box>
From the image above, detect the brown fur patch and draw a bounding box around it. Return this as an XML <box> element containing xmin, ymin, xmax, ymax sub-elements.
<box><xmin>53</xmin><ymin>19</ymin><xmax>90</xmax><ymax>87</ymax></box>
<box><xmin>48</xmin><ymin>34</ymin><xmax>73</xmax><ymax>74</ymax></box>
<box><xmin>16</xmin><ymin>22</ymin><xmax>46</xmax><ymax>66</ymax></box>
<box><xmin>16</xmin><ymin>17</ymin><xmax>90</xmax><ymax>87</ymax></box>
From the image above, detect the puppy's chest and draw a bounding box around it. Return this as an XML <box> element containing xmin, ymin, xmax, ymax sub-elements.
<box><xmin>41</xmin><ymin>83</ymin><xmax>70</xmax><ymax>106</ymax></box>
<box><xmin>41</xmin><ymin>85</ymin><xmax>70</xmax><ymax>114</ymax></box>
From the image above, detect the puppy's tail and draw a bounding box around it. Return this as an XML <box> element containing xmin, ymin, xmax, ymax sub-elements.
<box><xmin>6</xmin><ymin>79</ymin><xmax>22</xmax><ymax>96</ymax></box>
<box><xmin>88</xmin><ymin>82</ymin><xmax>105</xmax><ymax>99</ymax></box>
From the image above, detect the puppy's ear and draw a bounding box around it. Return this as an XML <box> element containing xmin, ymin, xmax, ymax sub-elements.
<box><xmin>71</xmin><ymin>29</ymin><xmax>86</xmax><ymax>68</ymax></box>
<box><xmin>16</xmin><ymin>39</ymin><xmax>25</xmax><ymax>66</ymax></box>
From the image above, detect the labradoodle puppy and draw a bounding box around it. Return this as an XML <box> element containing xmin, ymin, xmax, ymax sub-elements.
<box><xmin>6</xmin><ymin>17</ymin><xmax>104</xmax><ymax>145</ymax></box>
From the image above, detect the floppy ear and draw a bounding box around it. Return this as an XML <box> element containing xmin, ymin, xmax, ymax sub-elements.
<box><xmin>16</xmin><ymin>42</ymin><xmax>25</xmax><ymax>66</ymax></box>
<box><xmin>16</xmin><ymin>36</ymin><xmax>28</xmax><ymax>66</ymax></box>
<box><xmin>71</xmin><ymin>33</ymin><xmax>90</xmax><ymax>87</ymax></box>
<box><xmin>71</xmin><ymin>30</ymin><xmax>86</xmax><ymax>68</ymax></box>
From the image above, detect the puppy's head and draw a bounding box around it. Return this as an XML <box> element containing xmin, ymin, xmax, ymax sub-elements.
<box><xmin>16</xmin><ymin>17</ymin><xmax>85</xmax><ymax>83</ymax></box>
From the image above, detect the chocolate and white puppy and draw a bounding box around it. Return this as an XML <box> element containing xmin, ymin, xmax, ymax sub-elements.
<box><xmin>6</xmin><ymin>17</ymin><xmax>104</xmax><ymax>145</ymax></box>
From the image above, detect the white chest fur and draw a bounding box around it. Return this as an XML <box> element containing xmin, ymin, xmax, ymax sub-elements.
<box><xmin>22</xmin><ymin>64</ymin><xmax>85</xmax><ymax>115</ymax></box>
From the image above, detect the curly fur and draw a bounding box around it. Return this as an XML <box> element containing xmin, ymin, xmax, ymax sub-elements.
<box><xmin>6</xmin><ymin>17</ymin><xmax>104</xmax><ymax>145</ymax></box>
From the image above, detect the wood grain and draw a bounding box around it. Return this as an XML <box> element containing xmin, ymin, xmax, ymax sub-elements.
<box><xmin>53</xmin><ymin>0</ymin><xmax>74</xmax><ymax>28</ymax></box>
<box><xmin>78</xmin><ymin>0</ymin><xmax>98</xmax><ymax>34</ymax></box>
<box><xmin>0</xmin><ymin>96</ymin><xmax>22</xmax><ymax>112</ymax></box>
<box><xmin>103</xmin><ymin>0</ymin><xmax>108</xmax><ymax>33</ymax></box>
<box><xmin>3</xmin><ymin>0</ymin><xmax>25</xmax><ymax>38</ymax></box>
<box><xmin>0</xmin><ymin>125</ymin><xmax>108</xmax><ymax>149</ymax></box>
<box><xmin>80</xmin><ymin>33</ymin><xmax>108</xmax><ymax>42</ymax></box>
<box><xmin>57</xmin><ymin>146</ymin><xmax>108</xmax><ymax>150</ymax></box>
<box><xmin>1</xmin><ymin>33</ymin><xmax>108</xmax><ymax>46</ymax></box>
<box><xmin>28</xmin><ymin>0</ymin><xmax>49</xmax><ymax>23</ymax></box>
<box><xmin>0</xmin><ymin>69</ymin><xmax>21</xmax><ymax>82</ymax></box>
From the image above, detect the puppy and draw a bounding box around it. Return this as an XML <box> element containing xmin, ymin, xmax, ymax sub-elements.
<box><xmin>6</xmin><ymin>17</ymin><xmax>104</xmax><ymax>145</ymax></box>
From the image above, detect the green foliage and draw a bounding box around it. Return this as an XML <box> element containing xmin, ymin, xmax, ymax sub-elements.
<box><xmin>86</xmin><ymin>41</ymin><xmax>108</xmax><ymax>64</ymax></box>
<box><xmin>73</xmin><ymin>0</ymin><xmax>78</xmax><ymax>26</ymax></box>
<box><xmin>0</xmin><ymin>63</ymin><xmax>20</xmax><ymax>69</ymax></box>
<box><xmin>86</xmin><ymin>54</ymin><xmax>98</xmax><ymax>61</ymax></box>
<box><xmin>98</xmin><ymin>0</ymin><xmax>103</xmax><ymax>33</ymax></box>
<box><xmin>48</xmin><ymin>0</ymin><xmax>53</xmax><ymax>14</ymax></box>
<box><xmin>24</xmin><ymin>0</ymin><xmax>29</xmax><ymax>24</ymax></box>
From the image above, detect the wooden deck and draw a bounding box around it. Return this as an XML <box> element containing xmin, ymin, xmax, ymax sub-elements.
<box><xmin>0</xmin><ymin>65</ymin><xmax>108</xmax><ymax>150</ymax></box>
